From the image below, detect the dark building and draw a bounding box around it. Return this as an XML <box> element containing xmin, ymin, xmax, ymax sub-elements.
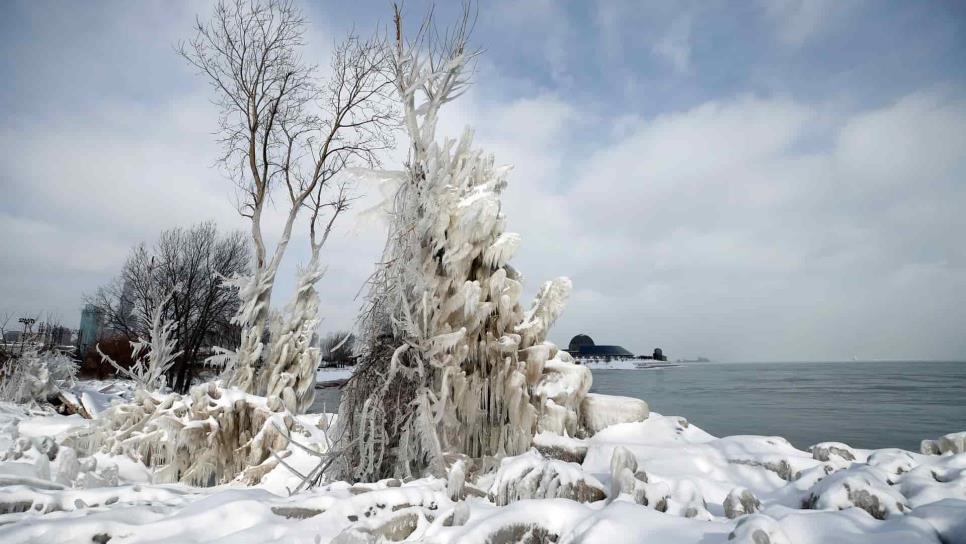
<box><xmin>565</xmin><ymin>334</ymin><xmax>634</xmax><ymax>360</ymax></box>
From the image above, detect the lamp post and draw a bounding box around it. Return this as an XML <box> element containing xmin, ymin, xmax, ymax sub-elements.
<box><xmin>17</xmin><ymin>317</ymin><xmax>35</xmax><ymax>354</ymax></box>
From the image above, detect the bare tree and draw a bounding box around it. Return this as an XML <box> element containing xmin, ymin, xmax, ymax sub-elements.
<box><xmin>89</xmin><ymin>222</ymin><xmax>250</xmax><ymax>393</ymax></box>
<box><xmin>320</xmin><ymin>330</ymin><xmax>355</xmax><ymax>366</ymax></box>
<box><xmin>179</xmin><ymin>0</ymin><xmax>396</xmax><ymax>405</ymax></box>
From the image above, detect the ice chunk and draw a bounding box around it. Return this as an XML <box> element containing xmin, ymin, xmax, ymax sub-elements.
<box><xmin>580</xmin><ymin>393</ymin><xmax>649</xmax><ymax>435</ymax></box>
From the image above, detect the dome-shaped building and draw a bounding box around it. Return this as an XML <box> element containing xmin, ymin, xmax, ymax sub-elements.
<box><xmin>565</xmin><ymin>334</ymin><xmax>634</xmax><ymax>360</ymax></box>
<box><xmin>568</xmin><ymin>334</ymin><xmax>595</xmax><ymax>352</ymax></box>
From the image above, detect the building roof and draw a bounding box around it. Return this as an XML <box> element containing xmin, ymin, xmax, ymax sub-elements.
<box><xmin>567</xmin><ymin>334</ymin><xmax>634</xmax><ymax>358</ymax></box>
<box><xmin>577</xmin><ymin>345</ymin><xmax>634</xmax><ymax>357</ymax></box>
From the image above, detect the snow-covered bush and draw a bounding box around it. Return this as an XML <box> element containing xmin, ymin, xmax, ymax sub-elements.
<box><xmin>0</xmin><ymin>350</ymin><xmax>77</xmax><ymax>406</ymax></box>
<box><xmin>80</xmin><ymin>382</ymin><xmax>295</xmax><ymax>487</ymax></box>
<box><xmin>487</xmin><ymin>449</ymin><xmax>605</xmax><ymax>505</ymax></box>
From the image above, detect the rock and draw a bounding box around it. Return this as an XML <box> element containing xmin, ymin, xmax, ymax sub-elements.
<box><xmin>724</xmin><ymin>487</ymin><xmax>761</xmax><ymax>519</ymax></box>
<box><xmin>532</xmin><ymin>432</ymin><xmax>588</xmax><ymax>464</ymax></box>
<box><xmin>728</xmin><ymin>458</ymin><xmax>796</xmax><ymax>482</ymax></box>
<box><xmin>938</xmin><ymin>432</ymin><xmax>966</xmax><ymax>454</ymax></box>
<box><xmin>867</xmin><ymin>449</ymin><xmax>916</xmax><ymax>483</ymax></box>
<box><xmin>270</xmin><ymin>506</ymin><xmax>324</xmax><ymax>519</ymax></box>
<box><xmin>803</xmin><ymin>465</ymin><xmax>909</xmax><ymax>519</ymax></box>
<box><xmin>728</xmin><ymin>514</ymin><xmax>791</xmax><ymax>544</ymax></box>
<box><xmin>331</xmin><ymin>511</ymin><xmax>421</xmax><ymax>543</ymax></box>
<box><xmin>483</xmin><ymin>523</ymin><xmax>558</xmax><ymax>544</ymax></box>
<box><xmin>921</xmin><ymin>440</ymin><xmax>941</xmax><ymax>455</ymax></box>
<box><xmin>921</xmin><ymin>432</ymin><xmax>966</xmax><ymax>455</ymax></box>
<box><xmin>580</xmin><ymin>393</ymin><xmax>649</xmax><ymax>435</ymax></box>
<box><xmin>811</xmin><ymin>442</ymin><xmax>857</xmax><ymax>462</ymax></box>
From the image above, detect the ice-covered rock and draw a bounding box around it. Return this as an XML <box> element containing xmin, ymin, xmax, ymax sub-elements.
<box><xmin>811</xmin><ymin>441</ymin><xmax>857</xmax><ymax>462</ymax></box>
<box><xmin>724</xmin><ymin>487</ymin><xmax>761</xmax><ymax>519</ymax></box>
<box><xmin>867</xmin><ymin>449</ymin><xmax>918</xmax><ymax>483</ymax></box>
<box><xmin>488</xmin><ymin>449</ymin><xmax>606</xmax><ymax>506</ymax></box>
<box><xmin>898</xmin><ymin>454</ymin><xmax>966</xmax><ymax>507</ymax></box>
<box><xmin>533</xmin><ymin>353</ymin><xmax>592</xmax><ymax>436</ymax></box>
<box><xmin>580</xmin><ymin>393</ymin><xmax>649</xmax><ymax>435</ymax></box>
<box><xmin>532</xmin><ymin>432</ymin><xmax>587</xmax><ymax>463</ymax></box>
<box><xmin>803</xmin><ymin>465</ymin><xmax>910</xmax><ymax>519</ymax></box>
<box><xmin>921</xmin><ymin>431</ymin><xmax>966</xmax><ymax>455</ymax></box>
<box><xmin>728</xmin><ymin>514</ymin><xmax>792</xmax><ymax>544</ymax></box>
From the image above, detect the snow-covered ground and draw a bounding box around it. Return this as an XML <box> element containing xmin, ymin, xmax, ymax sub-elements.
<box><xmin>315</xmin><ymin>366</ymin><xmax>353</xmax><ymax>385</ymax></box>
<box><xmin>578</xmin><ymin>359</ymin><xmax>678</xmax><ymax>370</ymax></box>
<box><xmin>0</xmin><ymin>390</ymin><xmax>963</xmax><ymax>543</ymax></box>
<box><xmin>578</xmin><ymin>359</ymin><xmax>639</xmax><ymax>370</ymax></box>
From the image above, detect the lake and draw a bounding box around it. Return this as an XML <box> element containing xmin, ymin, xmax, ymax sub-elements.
<box><xmin>312</xmin><ymin>360</ymin><xmax>966</xmax><ymax>452</ymax></box>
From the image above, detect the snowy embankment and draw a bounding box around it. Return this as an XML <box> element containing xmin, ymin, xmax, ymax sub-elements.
<box><xmin>578</xmin><ymin>359</ymin><xmax>640</xmax><ymax>370</ymax></box>
<box><xmin>315</xmin><ymin>367</ymin><xmax>353</xmax><ymax>386</ymax></box>
<box><xmin>1</xmin><ymin>394</ymin><xmax>963</xmax><ymax>543</ymax></box>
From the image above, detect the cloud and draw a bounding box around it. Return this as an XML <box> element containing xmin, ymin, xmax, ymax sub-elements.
<box><xmin>402</xmin><ymin>84</ymin><xmax>966</xmax><ymax>361</ymax></box>
<box><xmin>547</xmin><ymin>91</ymin><xmax>966</xmax><ymax>360</ymax></box>
<box><xmin>2</xmin><ymin>0</ymin><xmax>964</xmax><ymax>363</ymax></box>
<box><xmin>651</xmin><ymin>16</ymin><xmax>693</xmax><ymax>75</ymax></box>
<box><xmin>761</xmin><ymin>0</ymin><xmax>851</xmax><ymax>47</ymax></box>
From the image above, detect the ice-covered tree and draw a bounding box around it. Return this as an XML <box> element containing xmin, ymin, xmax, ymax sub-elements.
<box><xmin>179</xmin><ymin>0</ymin><xmax>395</xmax><ymax>410</ymax></box>
<box><xmin>82</xmin><ymin>2</ymin><xmax>395</xmax><ymax>487</ymax></box>
<box><xmin>96</xmin><ymin>293</ymin><xmax>182</xmax><ymax>392</ymax></box>
<box><xmin>333</xmin><ymin>6</ymin><xmax>583</xmax><ymax>482</ymax></box>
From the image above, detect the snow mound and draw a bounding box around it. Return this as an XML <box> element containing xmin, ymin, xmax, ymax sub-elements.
<box><xmin>803</xmin><ymin>465</ymin><xmax>910</xmax><ymax>519</ymax></box>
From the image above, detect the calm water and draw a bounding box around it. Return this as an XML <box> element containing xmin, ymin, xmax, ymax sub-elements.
<box><xmin>312</xmin><ymin>360</ymin><xmax>966</xmax><ymax>451</ymax></box>
<box><xmin>592</xmin><ymin>360</ymin><xmax>966</xmax><ymax>451</ymax></box>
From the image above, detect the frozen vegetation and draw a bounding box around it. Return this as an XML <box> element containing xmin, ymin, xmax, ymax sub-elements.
<box><xmin>1</xmin><ymin>2</ymin><xmax>963</xmax><ymax>543</ymax></box>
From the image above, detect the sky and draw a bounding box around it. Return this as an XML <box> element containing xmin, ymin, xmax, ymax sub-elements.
<box><xmin>2</xmin><ymin>0</ymin><xmax>965</xmax><ymax>362</ymax></box>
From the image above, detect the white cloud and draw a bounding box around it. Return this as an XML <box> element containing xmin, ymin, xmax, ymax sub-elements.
<box><xmin>407</xmin><ymin>84</ymin><xmax>966</xmax><ymax>360</ymax></box>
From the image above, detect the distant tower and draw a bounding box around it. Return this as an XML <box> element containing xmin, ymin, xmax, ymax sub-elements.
<box><xmin>78</xmin><ymin>304</ymin><xmax>105</xmax><ymax>354</ymax></box>
<box><xmin>119</xmin><ymin>279</ymin><xmax>135</xmax><ymax>327</ymax></box>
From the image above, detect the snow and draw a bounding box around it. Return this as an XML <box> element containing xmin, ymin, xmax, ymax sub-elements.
<box><xmin>1</xmin><ymin>396</ymin><xmax>962</xmax><ymax>543</ymax></box>
<box><xmin>315</xmin><ymin>367</ymin><xmax>353</xmax><ymax>384</ymax></box>
<box><xmin>578</xmin><ymin>359</ymin><xmax>641</xmax><ymax>370</ymax></box>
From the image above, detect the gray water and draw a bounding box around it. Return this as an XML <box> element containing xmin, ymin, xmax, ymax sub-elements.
<box><xmin>313</xmin><ymin>360</ymin><xmax>966</xmax><ymax>452</ymax></box>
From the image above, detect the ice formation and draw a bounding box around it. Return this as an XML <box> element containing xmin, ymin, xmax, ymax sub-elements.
<box><xmin>335</xmin><ymin>14</ymin><xmax>592</xmax><ymax>483</ymax></box>
<box><xmin>0</xmin><ymin>350</ymin><xmax>77</xmax><ymax>407</ymax></box>
<box><xmin>96</xmin><ymin>296</ymin><xmax>181</xmax><ymax>392</ymax></box>
<box><xmin>76</xmin><ymin>383</ymin><xmax>298</xmax><ymax>487</ymax></box>
<box><xmin>0</xmin><ymin>401</ymin><xmax>964</xmax><ymax>543</ymax></box>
